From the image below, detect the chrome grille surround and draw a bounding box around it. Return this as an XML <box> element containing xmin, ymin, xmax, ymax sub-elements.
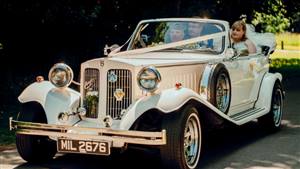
<box><xmin>83</xmin><ymin>68</ymin><xmax>99</xmax><ymax>118</ymax></box>
<box><xmin>107</xmin><ymin>69</ymin><xmax>132</xmax><ymax>119</ymax></box>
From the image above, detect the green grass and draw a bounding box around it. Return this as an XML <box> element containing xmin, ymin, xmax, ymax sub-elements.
<box><xmin>0</xmin><ymin>127</ymin><xmax>15</xmax><ymax>146</ymax></box>
<box><xmin>272</xmin><ymin>33</ymin><xmax>300</xmax><ymax>58</ymax></box>
<box><xmin>271</xmin><ymin>50</ymin><xmax>300</xmax><ymax>59</ymax></box>
<box><xmin>277</xmin><ymin>45</ymin><xmax>300</xmax><ymax>50</ymax></box>
<box><xmin>275</xmin><ymin>33</ymin><xmax>300</xmax><ymax>50</ymax></box>
<box><xmin>270</xmin><ymin>58</ymin><xmax>300</xmax><ymax>79</ymax></box>
<box><xmin>0</xmin><ymin>111</ymin><xmax>17</xmax><ymax>146</ymax></box>
<box><xmin>270</xmin><ymin>58</ymin><xmax>300</xmax><ymax>68</ymax></box>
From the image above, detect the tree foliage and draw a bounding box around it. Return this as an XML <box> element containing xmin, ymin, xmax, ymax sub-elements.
<box><xmin>251</xmin><ymin>0</ymin><xmax>290</xmax><ymax>33</ymax></box>
<box><xmin>285</xmin><ymin>0</ymin><xmax>300</xmax><ymax>32</ymax></box>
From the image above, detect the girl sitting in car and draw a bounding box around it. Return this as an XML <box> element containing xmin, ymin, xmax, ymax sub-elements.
<box><xmin>231</xmin><ymin>20</ymin><xmax>256</xmax><ymax>56</ymax></box>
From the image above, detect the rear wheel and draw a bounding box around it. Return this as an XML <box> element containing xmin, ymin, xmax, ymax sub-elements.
<box><xmin>16</xmin><ymin>102</ymin><xmax>57</xmax><ymax>162</ymax></box>
<box><xmin>160</xmin><ymin>105</ymin><xmax>202</xmax><ymax>169</ymax></box>
<box><xmin>258</xmin><ymin>81</ymin><xmax>283</xmax><ymax>132</ymax></box>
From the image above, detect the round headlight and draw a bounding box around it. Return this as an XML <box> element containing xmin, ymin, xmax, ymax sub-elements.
<box><xmin>137</xmin><ymin>66</ymin><xmax>161</xmax><ymax>93</ymax></box>
<box><xmin>48</xmin><ymin>63</ymin><xmax>73</xmax><ymax>88</ymax></box>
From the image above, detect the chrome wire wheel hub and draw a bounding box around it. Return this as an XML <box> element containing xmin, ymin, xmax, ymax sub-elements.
<box><xmin>184</xmin><ymin>113</ymin><xmax>201</xmax><ymax>168</ymax></box>
<box><xmin>216</xmin><ymin>73</ymin><xmax>230</xmax><ymax>112</ymax></box>
<box><xmin>273</xmin><ymin>89</ymin><xmax>283</xmax><ymax>126</ymax></box>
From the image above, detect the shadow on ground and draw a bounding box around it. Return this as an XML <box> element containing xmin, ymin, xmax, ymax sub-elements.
<box><xmin>12</xmin><ymin>119</ymin><xmax>300</xmax><ymax>169</ymax></box>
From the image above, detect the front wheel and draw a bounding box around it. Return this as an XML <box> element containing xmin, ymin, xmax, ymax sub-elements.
<box><xmin>160</xmin><ymin>105</ymin><xmax>202</xmax><ymax>169</ymax></box>
<box><xmin>258</xmin><ymin>81</ymin><xmax>283</xmax><ymax>132</ymax></box>
<box><xmin>16</xmin><ymin>102</ymin><xmax>57</xmax><ymax>162</ymax></box>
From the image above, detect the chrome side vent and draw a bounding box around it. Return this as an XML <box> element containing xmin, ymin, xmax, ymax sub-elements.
<box><xmin>83</xmin><ymin>68</ymin><xmax>99</xmax><ymax>118</ymax></box>
<box><xmin>107</xmin><ymin>69</ymin><xmax>132</xmax><ymax>119</ymax></box>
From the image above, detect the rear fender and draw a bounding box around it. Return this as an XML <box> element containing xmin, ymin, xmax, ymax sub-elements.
<box><xmin>18</xmin><ymin>81</ymin><xmax>81</xmax><ymax>124</ymax></box>
<box><xmin>255</xmin><ymin>72</ymin><xmax>282</xmax><ymax>111</ymax></box>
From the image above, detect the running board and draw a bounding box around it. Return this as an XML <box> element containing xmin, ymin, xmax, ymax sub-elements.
<box><xmin>229</xmin><ymin>107</ymin><xmax>265</xmax><ymax>122</ymax></box>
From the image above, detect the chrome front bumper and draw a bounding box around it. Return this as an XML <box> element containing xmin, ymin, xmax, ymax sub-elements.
<box><xmin>9</xmin><ymin>117</ymin><xmax>166</xmax><ymax>147</ymax></box>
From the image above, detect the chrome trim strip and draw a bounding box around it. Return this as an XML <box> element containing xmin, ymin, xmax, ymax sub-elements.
<box><xmin>10</xmin><ymin>118</ymin><xmax>166</xmax><ymax>146</ymax></box>
<box><xmin>232</xmin><ymin>53</ymin><xmax>266</xmax><ymax>61</ymax></box>
<box><xmin>156</xmin><ymin>62</ymin><xmax>213</xmax><ymax>68</ymax></box>
<box><xmin>230</xmin><ymin>107</ymin><xmax>265</xmax><ymax>121</ymax></box>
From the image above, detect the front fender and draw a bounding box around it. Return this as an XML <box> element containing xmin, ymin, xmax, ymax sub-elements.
<box><xmin>18</xmin><ymin>81</ymin><xmax>81</xmax><ymax>124</ymax></box>
<box><xmin>119</xmin><ymin>87</ymin><xmax>234</xmax><ymax>130</ymax></box>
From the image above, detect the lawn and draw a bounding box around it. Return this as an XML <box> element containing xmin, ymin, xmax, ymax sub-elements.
<box><xmin>271</xmin><ymin>33</ymin><xmax>300</xmax><ymax>59</ymax></box>
<box><xmin>0</xmin><ymin>127</ymin><xmax>15</xmax><ymax>146</ymax></box>
<box><xmin>275</xmin><ymin>33</ymin><xmax>300</xmax><ymax>51</ymax></box>
<box><xmin>0</xmin><ymin>110</ymin><xmax>17</xmax><ymax>150</ymax></box>
<box><xmin>271</xmin><ymin>50</ymin><xmax>300</xmax><ymax>59</ymax></box>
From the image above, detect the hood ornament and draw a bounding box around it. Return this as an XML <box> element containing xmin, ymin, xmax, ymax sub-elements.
<box><xmin>114</xmin><ymin>89</ymin><xmax>125</xmax><ymax>101</ymax></box>
<box><xmin>108</xmin><ymin>71</ymin><xmax>118</xmax><ymax>83</ymax></box>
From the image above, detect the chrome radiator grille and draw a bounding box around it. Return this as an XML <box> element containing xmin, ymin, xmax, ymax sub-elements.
<box><xmin>106</xmin><ymin>69</ymin><xmax>132</xmax><ymax>119</ymax></box>
<box><xmin>83</xmin><ymin>68</ymin><xmax>99</xmax><ymax>118</ymax></box>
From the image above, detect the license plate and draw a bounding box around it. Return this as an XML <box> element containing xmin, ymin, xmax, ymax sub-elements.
<box><xmin>57</xmin><ymin>138</ymin><xmax>110</xmax><ymax>155</ymax></box>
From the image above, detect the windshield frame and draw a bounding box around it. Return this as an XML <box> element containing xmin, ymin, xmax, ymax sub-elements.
<box><xmin>127</xmin><ymin>18</ymin><xmax>228</xmax><ymax>55</ymax></box>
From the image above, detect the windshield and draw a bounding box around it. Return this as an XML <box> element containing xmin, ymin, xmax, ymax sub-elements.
<box><xmin>128</xmin><ymin>20</ymin><xmax>226</xmax><ymax>54</ymax></box>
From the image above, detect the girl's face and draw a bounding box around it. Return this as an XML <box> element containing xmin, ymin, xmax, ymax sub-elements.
<box><xmin>231</xmin><ymin>25</ymin><xmax>245</xmax><ymax>42</ymax></box>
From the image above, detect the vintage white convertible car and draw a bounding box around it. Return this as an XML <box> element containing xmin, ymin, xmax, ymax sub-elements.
<box><xmin>10</xmin><ymin>18</ymin><xmax>283</xmax><ymax>169</ymax></box>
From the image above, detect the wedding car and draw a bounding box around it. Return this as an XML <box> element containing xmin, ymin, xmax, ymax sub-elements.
<box><xmin>10</xmin><ymin>18</ymin><xmax>283</xmax><ymax>169</ymax></box>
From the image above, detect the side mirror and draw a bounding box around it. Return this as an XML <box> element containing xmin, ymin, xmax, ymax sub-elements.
<box><xmin>104</xmin><ymin>44</ymin><xmax>120</xmax><ymax>56</ymax></box>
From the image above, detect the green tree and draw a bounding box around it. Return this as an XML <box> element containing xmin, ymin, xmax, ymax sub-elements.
<box><xmin>251</xmin><ymin>0</ymin><xmax>290</xmax><ymax>33</ymax></box>
<box><xmin>286</xmin><ymin>0</ymin><xmax>300</xmax><ymax>32</ymax></box>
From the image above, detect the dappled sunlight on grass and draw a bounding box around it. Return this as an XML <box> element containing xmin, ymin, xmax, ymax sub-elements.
<box><xmin>271</xmin><ymin>50</ymin><xmax>300</xmax><ymax>59</ymax></box>
<box><xmin>0</xmin><ymin>149</ymin><xmax>24</xmax><ymax>165</ymax></box>
<box><xmin>278</xmin><ymin>154</ymin><xmax>300</xmax><ymax>163</ymax></box>
<box><xmin>281</xmin><ymin>120</ymin><xmax>300</xmax><ymax>128</ymax></box>
<box><xmin>245</xmin><ymin>161</ymin><xmax>292</xmax><ymax>169</ymax></box>
<box><xmin>276</xmin><ymin>45</ymin><xmax>300</xmax><ymax>51</ymax></box>
<box><xmin>275</xmin><ymin>33</ymin><xmax>300</xmax><ymax>50</ymax></box>
<box><xmin>224</xmin><ymin>152</ymin><xmax>300</xmax><ymax>169</ymax></box>
<box><xmin>273</xmin><ymin>33</ymin><xmax>300</xmax><ymax>59</ymax></box>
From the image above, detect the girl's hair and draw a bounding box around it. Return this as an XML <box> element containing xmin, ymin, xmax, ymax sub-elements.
<box><xmin>231</xmin><ymin>20</ymin><xmax>247</xmax><ymax>41</ymax></box>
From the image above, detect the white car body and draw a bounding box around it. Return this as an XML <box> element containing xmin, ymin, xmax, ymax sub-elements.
<box><xmin>10</xmin><ymin>18</ymin><xmax>283</xmax><ymax>169</ymax></box>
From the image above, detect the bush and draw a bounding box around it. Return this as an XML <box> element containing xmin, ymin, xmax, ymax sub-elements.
<box><xmin>270</xmin><ymin>58</ymin><xmax>300</xmax><ymax>69</ymax></box>
<box><xmin>270</xmin><ymin>58</ymin><xmax>300</xmax><ymax>78</ymax></box>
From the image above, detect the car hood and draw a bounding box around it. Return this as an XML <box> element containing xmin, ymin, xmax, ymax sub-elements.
<box><xmin>106</xmin><ymin>52</ymin><xmax>221</xmax><ymax>67</ymax></box>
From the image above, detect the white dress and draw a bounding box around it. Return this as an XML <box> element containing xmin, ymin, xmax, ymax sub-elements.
<box><xmin>232</xmin><ymin>41</ymin><xmax>249</xmax><ymax>56</ymax></box>
<box><xmin>245</xmin><ymin>24</ymin><xmax>276</xmax><ymax>55</ymax></box>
